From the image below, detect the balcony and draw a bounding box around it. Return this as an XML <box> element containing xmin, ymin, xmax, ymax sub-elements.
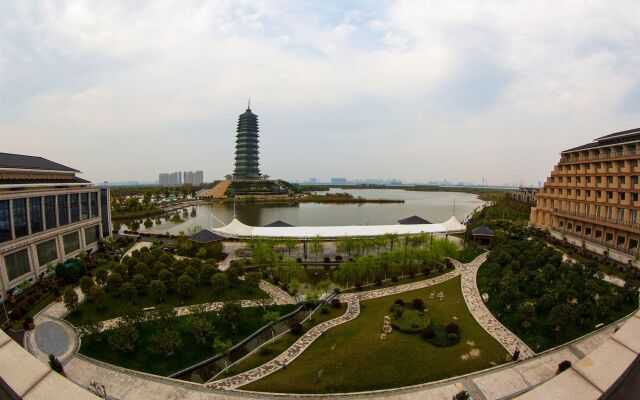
<box><xmin>553</xmin><ymin>208</ymin><xmax>640</xmax><ymax>232</ymax></box>
<box><xmin>554</xmin><ymin>229</ymin><xmax>639</xmax><ymax>256</ymax></box>
<box><xmin>559</xmin><ymin>149</ymin><xmax>638</xmax><ymax>164</ymax></box>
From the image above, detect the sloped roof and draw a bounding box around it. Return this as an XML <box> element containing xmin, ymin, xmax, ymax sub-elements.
<box><xmin>472</xmin><ymin>225</ymin><xmax>495</xmax><ymax>236</ymax></box>
<box><xmin>0</xmin><ymin>152</ymin><xmax>80</xmax><ymax>172</ymax></box>
<box><xmin>263</xmin><ymin>220</ymin><xmax>294</xmax><ymax>227</ymax></box>
<box><xmin>595</xmin><ymin>127</ymin><xmax>640</xmax><ymax>141</ymax></box>
<box><xmin>188</xmin><ymin>229</ymin><xmax>225</xmax><ymax>243</ymax></box>
<box><xmin>398</xmin><ymin>215</ymin><xmax>432</xmax><ymax>225</ymax></box>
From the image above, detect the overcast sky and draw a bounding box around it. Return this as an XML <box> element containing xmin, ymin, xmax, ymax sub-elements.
<box><xmin>1</xmin><ymin>1</ymin><xmax>639</xmax><ymax>185</ymax></box>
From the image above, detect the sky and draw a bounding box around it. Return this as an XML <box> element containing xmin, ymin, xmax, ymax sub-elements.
<box><xmin>1</xmin><ymin>0</ymin><xmax>639</xmax><ymax>186</ymax></box>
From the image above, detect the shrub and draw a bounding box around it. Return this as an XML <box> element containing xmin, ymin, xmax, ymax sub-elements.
<box><xmin>445</xmin><ymin>322</ymin><xmax>460</xmax><ymax>334</ymax></box>
<box><xmin>323</xmin><ymin>257</ymin><xmax>330</xmax><ymax>263</ymax></box>
<box><xmin>176</xmin><ymin>274</ymin><xmax>195</xmax><ymax>298</ymax></box>
<box><xmin>355</xmin><ymin>281</ymin><xmax>363</xmax><ymax>290</ymax></box>
<box><xmin>244</xmin><ymin>272</ymin><xmax>262</xmax><ymax>288</ymax></box>
<box><xmin>48</xmin><ymin>354</ymin><xmax>64</xmax><ymax>373</ymax></box>
<box><xmin>422</xmin><ymin>267</ymin><xmax>432</xmax><ymax>277</ymax></box>
<box><xmin>148</xmin><ymin>280</ymin><xmax>167</xmax><ymax>303</ymax></box>
<box><xmin>557</xmin><ymin>360</ymin><xmax>572</xmax><ymax>374</ymax></box>
<box><xmin>375</xmin><ymin>279</ymin><xmax>382</xmax><ymax>286</ymax></box>
<box><xmin>63</xmin><ymin>288</ymin><xmax>79</xmax><ymax>312</ymax></box>
<box><xmin>391</xmin><ymin>305</ymin><xmax>431</xmax><ymax>333</ymax></box>
<box><xmin>421</xmin><ymin>327</ymin><xmax>435</xmax><ymax>340</ymax></box>
<box><xmin>425</xmin><ymin>325</ymin><xmax>460</xmax><ymax>347</ymax></box>
<box><xmin>412</xmin><ymin>298</ymin><xmax>425</xmax><ymax>310</ymax></box>
<box><xmin>454</xmin><ymin>390</ymin><xmax>470</xmax><ymax>400</ymax></box>
<box><xmin>289</xmin><ymin>321</ymin><xmax>304</xmax><ymax>335</ymax></box>
<box><xmin>333</xmin><ymin>287</ymin><xmax>341</xmax><ymax>294</ymax></box>
<box><xmin>409</xmin><ymin>271</ymin><xmax>416</xmax><ymax>278</ymax></box>
<box><xmin>119</xmin><ymin>283</ymin><xmax>137</xmax><ymax>300</ymax></box>
<box><xmin>394</xmin><ymin>299</ymin><xmax>405</xmax><ymax>306</ymax></box>
<box><xmin>106</xmin><ymin>273</ymin><xmax>123</xmax><ymax>293</ymax></box>
<box><xmin>211</xmin><ymin>273</ymin><xmax>229</xmax><ymax>293</ymax></box>
<box><xmin>391</xmin><ymin>275</ymin><xmax>398</xmax><ymax>283</ymax></box>
<box><xmin>320</xmin><ymin>306</ymin><xmax>330</xmax><ymax>314</ymax></box>
<box><xmin>330</xmin><ymin>298</ymin><xmax>341</xmax><ymax>308</ymax></box>
<box><xmin>26</xmin><ymin>295</ymin><xmax>37</xmax><ymax>305</ymax></box>
<box><xmin>335</xmin><ymin>255</ymin><xmax>343</xmax><ymax>262</ymax></box>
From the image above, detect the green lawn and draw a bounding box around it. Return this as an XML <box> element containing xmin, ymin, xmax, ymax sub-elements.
<box><xmin>218</xmin><ymin>303</ymin><xmax>348</xmax><ymax>378</ymax></box>
<box><xmin>66</xmin><ymin>282</ymin><xmax>267</xmax><ymax>326</ymax></box>
<box><xmin>79</xmin><ymin>304</ymin><xmax>297</xmax><ymax>376</ymax></box>
<box><xmin>341</xmin><ymin>269</ymin><xmax>450</xmax><ymax>293</ymax></box>
<box><xmin>241</xmin><ymin>276</ymin><xmax>508</xmax><ymax>393</ymax></box>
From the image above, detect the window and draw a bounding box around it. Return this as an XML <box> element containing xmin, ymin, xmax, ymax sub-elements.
<box><xmin>80</xmin><ymin>193</ymin><xmax>89</xmax><ymax>220</ymax></box>
<box><xmin>576</xmin><ymin>177</ymin><xmax>581</xmax><ymax>183</ymax></box>
<box><xmin>631</xmin><ymin>210</ymin><xmax>638</xmax><ymax>223</ymax></box>
<box><xmin>70</xmin><ymin>194</ymin><xmax>79</xmax><ymax>223</ymax></box>
<box><xmin>607</xmin><ymin>176</ymin><xmax>613</xmax><ymax>184</ymax></box>
<box><xmin>630</xmin><ymin>239</ymin><xmax>638</xmax><ymax>250</ymax></box>
<box><xmin>607</xmin><ymin>161</ymin><xmax>613</xmax><ymax>168</ymax></box>
<box><xmin>632</xmin><ymin>176</ymin><xmax>639</xmax><ymax>184</ymax></box>
<box><xmin>576</xmin><ymin>225</ymin><xmax>582</xmax><ymax>232</ymax></box>
<box><xmin>100</xmin><ymin>188</ymin><xmax>110</xmax><ymax>238</ymax></box>
<box><xmin>44</xmin><ymin>196</ymin><xmax>56</xmax><ymax>230</ymax></box>
<box><xmin>617</xmin><ymin>236</ymin><xmax>625</xmax><ymax>246</ymax></box>
<box><xmin>620</xmin><ymin>176</ymin><xmax>626</xmax><ymax>184</ymax></box>
<box><xmin>29</xmin><ymin>197</ymin><xmax>43</xmax><ymax>234</ymax></box>
<box><xmin>596</xmin><ymin>176</ymin><xmax>602</xmax><ymax>183</ymax></box>
<box><xmin>586</xmin><ymin>176</ymin><xmax>591</xmax><ymax>183</ymax></box>
<box><xmin>595</xmin><ymin>230</ymin><xmax>602</xmax><ymax>239</ymax></box>
<box><xmin>605</xmin><ymin>232</ymin><xmax>613</xmax><ymax>242</ymax></box>
<box><xmin>36</xmin><ymin>239</ymin><xmax>58</xmax><ymax>266</ymax></box>
<box><xmin>585</xmin><ymin>204</ymin><xmax>590</xmax><ymax>215</ymax></box>
<box><xmin>567</xmin><ymin>189</ymin><xmax>572</xmax><ymax>195</ymax></box>
<box><xmin>0</xmin><ymin>200</ymin><xmax>10</xmax><ymax>243</ymax></box>
<box><xmin>597</xmin><ymin>191</ymin><xmax>602</xmax><ymax>198</ymax></box>
<box><xmin>576</xmin><ymin>190</ymin><xmax>581</xmax><ymax>196</ymax></box>
<box><xmin>607</xmin><ymin>207</ymin><xmax>613</xmax><ymax>219</ymax></box>
<box><xmin>63</xmin><ymin>231</ymin><xmax>80</xmax><ymax>254</ymax></box>
<box><xmin>12</xmin><ymin>198</ymin><xmax>28</xmax><ymax>238</ymax></box>
<box><xmin>596</xmin><ymin>162</ymin><xmax>602</xmax><ymax>169</ymax></box>
<box><xmin>620</xmin><ymin>192</ymin><xmax>626</xmax><ymax>201</ymax></box>
<box><xmin>618</xmin><ymin>209</ymin><xmax>625</xmax><ymax>221</ymax></box>
<box><xmin>84</xmin><ymin>225</ymin><xmax>99</xmax><ymax>245</ymax></box>
<box><xmin>4</xmin><ymin>249</ymin><xmax>31</xmax><ymax>281</ymax></box>
<box><xmin>633</xmin><ymin>160</ymin><xmax>639</xmax><ymax>168</ymax></box>
<box><xmin>90</xmin><ymin>192</ymin><xmax>98</xmax><ymax>218</ymax></box>
<box><xmin>559</xmin><ymin>221</ymin><xmax>565</xmax><ymax>228</ymax></box>
<box><xmin>607</xmin><ymin>191</ymin><xmax>613</xmax><ymax>200</ymax></box>
<box><xmin>57</xmin><ymin>195</ymin><xmax>68</xmax><ymax>225</ymax></box>
<box><xmin>567</xmin><ymin>177</ymin><xmax>572</xmax><ymax>183</ymax></box>
<box><xmin>619</xmin><ymin>161</ymin><xmax>625</xmax><ymax>167</ymax></box>
<box><xmin>586</xmin><ymin>190</ymin><xmax>591</xmax><ymax>197</ymax></box>
<box><xmin>634</xmin><ymin>193</ymin><xmax>639</xmax><ymax>202</ymax></box>
<box><xmin>567</xmin><ymin>223</ymin><xmax>573</xmax><ymax>230</ymax></box>
<box><xmin>585</xmin><ymin>227</ymin><xmax>592</xmax><ymax>235</ymax></box>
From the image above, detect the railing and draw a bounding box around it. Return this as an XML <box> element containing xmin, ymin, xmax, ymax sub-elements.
<box><xmin>554</xmin><ymin>229</ymin><xmax>639</xmax><ymax>256</ymax></box>
<box><xmin>559</xmin><ymin>149</ymin><xmax>638</xmax><ymax>164</ymax></box>
<box><xmin>553</xmin><ymin>208</ymin><xmax>640</xmax><ymax>230</ymax></box>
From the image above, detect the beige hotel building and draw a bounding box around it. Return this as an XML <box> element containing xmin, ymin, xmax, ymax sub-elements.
<box><xmin>530</xmin><ymin>128</ymin><xmax>640</xmax><ymax>265</ymax></box>
<box><xmin>0</xmin><ymin>153</ymin><xmax>111</xmax><ymax>298</ymax></box>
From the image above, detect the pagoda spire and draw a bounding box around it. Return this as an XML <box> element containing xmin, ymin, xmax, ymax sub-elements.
<box><xmin>232</xmin><ymin>104</ymin><xmax>260</xmax><ymax>180</ymax></box>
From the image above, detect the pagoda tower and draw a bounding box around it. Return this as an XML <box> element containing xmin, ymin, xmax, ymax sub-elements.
<box><xmin>232</xmin><ymin>102</ymin><xmax>261</xmax><ymax>180</ymax></box>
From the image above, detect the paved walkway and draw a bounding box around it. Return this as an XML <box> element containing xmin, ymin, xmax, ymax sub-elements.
<box><xmin>458</xmin><ymin>253</ymin><xmax>535</xmax><ymax>359</ymax></box>
<box><xmin>121</xmin><ymin>241</ymin><xmax>152</xmax><ymax>261</ymax></box>
<box><xmin>88</xmin><ymin>280</ymin><xmax>296</xmax><ymax>332</ymax></box>
<box><xmin>25</xmin><ymin>287</ymin><xmax>84</xmax><ymax>365</ymax></box>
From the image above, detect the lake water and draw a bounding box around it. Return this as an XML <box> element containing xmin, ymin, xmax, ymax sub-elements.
<box><xmin>119</xmin><ymin>188</ymin><xmax>484</xmax><ymax>234</ymax></box>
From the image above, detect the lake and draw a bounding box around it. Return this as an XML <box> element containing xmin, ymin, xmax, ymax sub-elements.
<box><xmin>118</xmin><ymin>188</ymin><xmax>485</xmax><ymax>234</ymax></box>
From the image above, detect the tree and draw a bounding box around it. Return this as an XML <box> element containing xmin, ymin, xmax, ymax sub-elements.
<box><xmin>176</xmin><ymin>274</ymin><xmax>195</xmax><ymax>298</ymax></box>
<box><xmin>120</xmin><ymin>282</ymin><xmax>137</xmax><ymax>300</ymax></box>
<box><xmin>262</xmin><ymin>311</ymin><xmax>280</xmax><ymax>325</ymax></box>
<box><xmin>79</xmin><ymin>276</ymin><xmax>95</xmax><ymax>297</ymax></box>
<box><xmin>185</xmin><ymin>266</ymin><xmax>199</xmax><ymax>281</ymax></box>
<box><xmin>106</xmin><ymin>272</ymin><xmax>123</xmax><ymax>293</ymax></box>
<box><xmin>220</xmin><ymin>302</ymin><xmax>243</xmax><ymax>331</ymax></box>
<box><xmin>95</xmin><ymin>268</ymin><xmax>108</xmax><ymax>286</ymax></box>
<box><xmin>88</xmin><ymin>285</ymin><xmax>106</xmax><ymax>310</ymax></box>
<box><xmin>187</xmin><ymin>316</ymin><xmax>215</xmax><ymax>346</ymax></box>
<box><xmin>283</xmin><ymin>238</ymin><xmax>298</xmax><ymax>257</ymax></box>
<box><xmin>149</xmin><ymin>280</ymin><xmax>167</xmax><ymax>303</ymax></box>
<box><xmin>108</xmin><ymin>323</ymin><xmax>139</xmax><ymax>353</ymax></box>
<box><xmin>212</xmin><ymin>338</ymin><xmax>233</xmax><ymax>370</ymax></box>
<box><xmin>310</xmin><ymin>236</ymin><xmax>324</xmax><ymax>262</ymax></box>
<box><xmin>547</xmin><ymin>304</ymin><xmax>573</xmax><ymax>334</ymax></box>
<box><xmin>158</xmin><ymin>269</ymin><xmax>175</xmax><ymax>291</ymax></box>
<box><xmin>48</xmin><ymin>354</ymin><xmax>64</xmax><ymax>374</ymax></box>
<box><xmin>200</xmin><ymin>264</ymin><xmax>217</xmax><ymax>284</ymax></box>
<box><xmin>244</xmin><ymin>272</ymin><xmax>261</xmax><ymax>288</ymax></box>
<box><xmin>317</xmin><ymin>279</ymin><xmax>331</xmax><ymax>294</ymax></box>
<box><xmin>148</xmin><ymin>326</ymin><xmax>182</xmax><ymax>357</ymax></box>
<box><xmin>131</xmin><ymin>274</ymin><xmax>147</xmax><ymax>294</ymax></box>
<box><xmin>63</xmin><ymin>288</ymin><xmax>79</xmax><ymax>312</ymax></box>
<box><xmin>211</xmin><ymin>273</ymin><xmax>229</xmax><ymax>293</ymax></box>
<box><xmin>518</xmin><ymin>301</ymin><xmax>536</xmax><ymax>329</ymax></box>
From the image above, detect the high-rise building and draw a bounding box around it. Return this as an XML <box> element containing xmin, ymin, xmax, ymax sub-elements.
<box><xmin>159</xmin><ymin>170</ymin><xmax>204</xmax><ymax>186</ymax></box>
<box><xmin>233</xmin><ymin>103</ymin><xmax>261</xmax><ymax>180</ymax></box>
<box><xmin>194</xmin><ymin>170</ymin><xmax>203</xmax><ymax>186</ymax></box>
<box><xmin>331</xmin><ymin>177</ymin><xmax>348</xmax><ymax>184</ymax></box>
<box><xmin>530</xmin><ymin>127</ymin><xmax>640</xmax><ymax>263</ymax></box>
<box><xmin>0</xmin><ymin>152</ymin><xmax>111</xmax><ymax>297</ymax></box>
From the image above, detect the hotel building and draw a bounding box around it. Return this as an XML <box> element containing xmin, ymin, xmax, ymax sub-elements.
<box><xmin>530</xmin><ymin>128</ymin><xmax>640</xmax><ymax>265</ymax></box>
<box><xmin>0</xmin><ymin>153</ymin><xmax>111</xmax><ymax>297</ymax></box>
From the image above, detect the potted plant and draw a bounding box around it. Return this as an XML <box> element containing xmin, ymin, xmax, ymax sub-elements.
<box><xmin>23</xmin><ymin>316</ymin><xmax>36</xmax><ymax>330</ymax></box>
<box><xmin>48</xmin><ymin>354</ymin><xmax>65</xmax><ymax>376</ymax></box>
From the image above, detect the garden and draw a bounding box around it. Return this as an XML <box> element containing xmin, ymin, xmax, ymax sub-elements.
<box><xmin>240</xmin><ymin>277</ymin><xmax>508</xmax><ymax>393</ymax></box>
<box><xmin>477</xmin><ymin>237</ymin><xmax>639</xmax><ymax>351</ymax></box>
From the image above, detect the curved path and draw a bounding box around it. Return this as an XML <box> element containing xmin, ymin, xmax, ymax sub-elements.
<box><xmin>89</xmin><ymin>280</ymin><xmax>296</xmax><ymax>333</ymax></box>
<box><xmin>458</xmin><ymin>253</ymin><xmax>535</xmax><ymax>359</ymax></box>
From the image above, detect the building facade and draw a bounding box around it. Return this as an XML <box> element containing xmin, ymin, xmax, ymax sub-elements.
<box><xmin>512</xmin><ymin>187</ymin><xmax>539</xmax><ymax>205</ymax></box>
<box><xmin>530</xmin><ymin>128</ymin><xmax>640</xmax><ymax>264</ymax></box>
<box><xmin>159</xmin><ymin>170</ymin><xmax>203</xmax><ymax>186</ymax></box>
<box><xmin>0</xmin><ymin>153</ymin><xmax>111</xmax><ymax>297</ymax></box>
<box><xmin>233</xmin><ymin>105</ymin><xmax>261</xmax><ymax>180</ymax></box>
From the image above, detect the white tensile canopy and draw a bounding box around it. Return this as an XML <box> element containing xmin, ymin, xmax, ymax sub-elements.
<box><xmin>210</xmin><ymin>216</ymin><xmax>466</xmax><ymax>239</ymax></box>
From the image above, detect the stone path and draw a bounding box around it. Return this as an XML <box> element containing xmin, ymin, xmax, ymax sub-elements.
<box><xmin>90</xmin><ymin>280</ymin><xmax>296</xmax><ymax>333</ymax></box>
<box><xmin>458</xmin><ymin>253</ymin><xmax>535</xmax><ymax>359</ymax></box>
<box><xmin>207</xmin><ymin>296</ymin><xmax>361</xmax><ymax>390</ymax></box>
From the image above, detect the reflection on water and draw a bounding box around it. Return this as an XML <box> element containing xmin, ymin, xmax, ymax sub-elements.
<box><xmin>120</xmin><ymin>189</ymin><xmax>485</xmax><ymax>234</ymax></box>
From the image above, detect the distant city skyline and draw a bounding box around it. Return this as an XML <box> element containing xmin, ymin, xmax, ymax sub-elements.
<box><xmin>2</xmin><ymin>1</ymin><xmax>639</xmax><ymax>186</ymax></box>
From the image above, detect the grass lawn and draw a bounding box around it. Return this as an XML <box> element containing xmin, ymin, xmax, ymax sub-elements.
<box><xmin>66</xmin><ymin>282</ymin><xmax>267</xmax><ymax>326</ymax></box>
<box><xmin>218</xmin><ymin>303</ymin><xmax>348</xmax><ymax>379</ymax></box>
<box><xmin>79</xmin><ymin>304</ymin><xmax>297</xmax><ymax>376</ymax></box>
<box><xmin>241</xmin><ymin>276</ymin><xmax>508</xmax><ymax>393</ymax></box>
